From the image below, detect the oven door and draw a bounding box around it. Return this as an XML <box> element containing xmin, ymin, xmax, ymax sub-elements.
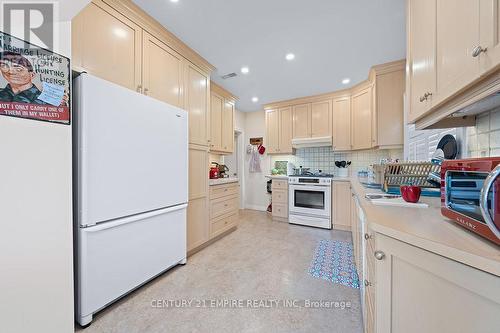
<box><xmin>289</xmin><ymin>184</ymin><xmax>331</xmax><ymax>218</ymax></box>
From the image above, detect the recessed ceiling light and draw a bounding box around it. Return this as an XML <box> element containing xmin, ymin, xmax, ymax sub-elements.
<box><xmin>241</xmin><ymin>67</ymin><xmax>249</xmax><ymax>74</ymax></box>
<box><xmin>285</xmin><ymin>53</ymin><xmax>295</xmax><ymax>61</ymax></box>
<box><xmin>170</xmin><ymin>0</ymin><xmax>179</xmax><ymax>3</ymax></box>
<box><xmin>252</xmin><ymin>97</ymin><xmax>259</xmax><ymax>103</ymax></box>
<box><xmin>342</xmin><ymin>78</ymin><xmax>351</xmax><ymax>85</ymax></box>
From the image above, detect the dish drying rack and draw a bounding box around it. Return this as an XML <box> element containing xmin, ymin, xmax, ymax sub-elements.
<box><xmin>382</xmin><ymin>161</ymin><xmax>440</xmax><ymax>188</ymax></box>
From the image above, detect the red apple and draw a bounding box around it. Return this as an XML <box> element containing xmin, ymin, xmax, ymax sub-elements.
<box><xmin>400</xmin><ymin>185</ymin><xmax>422</xmax><ymax>203</ymax></box>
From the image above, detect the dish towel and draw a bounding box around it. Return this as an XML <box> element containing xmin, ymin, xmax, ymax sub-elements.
<box><xmin>249</xmin><ymin>148</ymin><xmax>261</xmax><ymax>173</ymax></box>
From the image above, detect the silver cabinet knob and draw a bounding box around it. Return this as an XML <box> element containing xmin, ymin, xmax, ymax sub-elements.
<box><xmin>374</xmin><ymin>251</ymin><xmax>386</xmax><ymax>260</ymax></box>
<box><xmin>144</xmin><ymin>88</ymin><xmax>149</xmax><ymax>95</ymax></box>
<box><xmin>364</xmin><ymin>233</ymin><xmax>372</xmax><ymax>240</ymax></box>
<box><xmin>364</xmin><ymin>279</ymin><xmax>372</xmax><ymax>287</ymax></box>
<box><xmin>472</xmin><ymin>45</ymin><xmax>487</xmax><ymax>58</ymax></box>
<box><xmin>136</xmin><ymin>85</ymin><xmax>142</xmax><ymax>93</ymax></box>
<box><xmin>419</xmin><ymin>92</ymin><xmax>433</xmax><ymax>102</ymax></box>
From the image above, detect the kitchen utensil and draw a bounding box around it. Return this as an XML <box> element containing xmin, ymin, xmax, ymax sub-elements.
<box><xmin>335</xmin><ymin>161</ymin><xmax>341</xmax><ymax>168</ymax></box>
<box><xmin>346</xmin><ymin>161</ymin><xmax>351</xmax><ymax>166</ymax></box>
<box><xmin>400</xmin><ymin>185</ymin><xmax>422</xmax><ymax>203</ymax></box>
<box><xmin>436</xmin><ymin>134</ymin><xmax>458</xmax><ymax>159</ymax></box>
<box><xmin>210</xmin><ymin>162</ymin><xmax>219</xmax><ymax>179</ymax></box>
<box><xmin>340</xmin><ymin>161</ymin><xmax>347</xmax><ymax>168</ymax></box>
<box><xmin>218</xmin><ymin>164</ymin><xmax>229</xmax><ymax>178</ymax></box>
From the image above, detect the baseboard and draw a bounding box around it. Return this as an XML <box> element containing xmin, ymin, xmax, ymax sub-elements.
<box><xmin>244</xmin><ymin>204</ymin><xmax>268</xmax><ymax>212</ymax></box>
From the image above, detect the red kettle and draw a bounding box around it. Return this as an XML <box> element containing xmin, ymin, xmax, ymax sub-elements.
<box><xmin>209</xmin><ymin>162</ymin><xmax>219</xmax><ymax>179</ymax></box>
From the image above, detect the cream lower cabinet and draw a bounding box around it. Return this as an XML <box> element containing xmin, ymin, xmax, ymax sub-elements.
<box><xmin>374</xmin><ymin>233</ymin><xmax>500</xmax><ymax>333</ymax></box>
<box><xmin>271</xmin><ymin>179</ymin><xmax>288</xmax><ymax>221</ymax></box>
<box><xmin>332</xmin><ymin>181</ymin><xmax>351</xmax><ymax>230</ymax></box>
<box><xmin>187</xmin><ymin>145</ymin><xmax>209</xmax><ymax>252</ymax></box>
<box><xmin>209</xmin><ymin>182</ymin><xmax>239</xmax><ymax>238</ymax></box>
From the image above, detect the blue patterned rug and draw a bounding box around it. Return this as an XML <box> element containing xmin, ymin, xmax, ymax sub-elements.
<box><xmin>308</xmin><ymin>240</ymin><xmax>360</xmax><ymax>289</ymax></box>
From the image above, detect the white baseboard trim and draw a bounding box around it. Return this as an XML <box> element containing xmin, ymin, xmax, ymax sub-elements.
<box><xmin>244</xmin><ymin>204</ymin><xmax>268</xmax><ymax>212</ymax></box>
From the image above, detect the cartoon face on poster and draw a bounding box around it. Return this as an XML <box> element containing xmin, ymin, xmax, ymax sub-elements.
<box><xmin>0</xmin><ymin>31</ymin><xmax>70</xmax><ymax>124</ymax></box>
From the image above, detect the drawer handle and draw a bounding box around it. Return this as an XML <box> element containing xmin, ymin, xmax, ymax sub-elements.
<box><xmin>364</xmin><ymin>279</ymin><xmax>372</xmax><ymax>287</ymax></box>
<box><xmin>374</xmin><ymin>251</ymin><xmax>385</xmax><ymax>261</ymax></box>
<box><xmin>472</xmin><ymin>45</ymin><xmax>487</xmax><ymax>57</ymax></box>
<box><xmin>419</xmin><ymin>92</ymin><xmax>432</xmax><ymax>102</ymax></box>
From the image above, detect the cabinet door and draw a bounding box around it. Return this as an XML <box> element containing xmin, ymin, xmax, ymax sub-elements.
<box><xmin>407</xmin><ymin>0</ymin><xmax>436</xmax><ymax>122</ymax></box>
<box><xmin>479</xmin><ymin>0</ymin><xmax>500</xmax><ymax>73</ymax></box>
<box><xmin>187</xmin><ymin>146</ymin><xmax>209</xmax><ymax>251</ymax></box>
<box><xmin>332</xmin><ymin>96</ymin><xmax>351</xmax><ymax>151</ymax></box>
<box><xmin>142</xmin><ymin>32</ymin><xmax>184</xmax><ymax>107</ymax></box>
<box><xmin>72</xmin><ymin>1</ymin><xmax>142</xmax><ymax>91</ymax></box>
<box><xmin>265</xmin><ymin>109</ymin><xmax>280</xmax><ymax>154</ymax></box>
<box><xmin>436</xmin><ymin>0</ymin><xmax>481</xmax><ymax>101</ymax></box>
<box><xmin>210</xmin><ymin>92</ymin><xmax>223</xmax><ymax>151</ymax></box>
<box><xmin>279</xmin><ymin>107</ymin><xmax>293</xmax><ymax>154</ymax></box>
<box><xmin>221</xmin><ymin>101</ymin><xmax>234</xmax><ymax>152</ymax></box>
<box><xmin>375</xmin><ymin>234</ymin><xmax>500</xmax><ymax>333</ymax></box>
<box><xmin>185</xmin><ymin>63</ymin><xmax>209</xmax><ymax>146</ymax></box>
<box><xmin>292</xmin><ymin>104</ymin><xmax>311</xmax><ymax>139</ymax></box>
<box><xmin>376</xmin><ymin>70</ymin><xmax>405</xmax><ymax>147</ymax></box>
<box><xmin>332</xmin><ymin>182</ymin><xmax>351</xmax><ymax>230</ymax></box>
<box><xmin>311</xmin><ymin>100</ymin><xmax>332</xmax><ymax>137</ymax></box>
<box><xmin>351</xmin><ymin>87</ymin><xmax>373</xmax><ymax>150</ymax></box>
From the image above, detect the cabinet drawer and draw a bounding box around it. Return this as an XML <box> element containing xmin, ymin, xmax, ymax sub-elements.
<box><xmin>210</xmin><ymin>195</ymin><xmax>239</xmax><ymax>219</ymax></box>
<box><xmin>209</xmin><ymin>183</ymin><xmax>239</xmax><ymax>200</ymax></box>
<box><xmin>272</xmin><ymin>189</ymin><xmax>288</xmax><ymax>204</ymax></box>
<box><xmin>272</xmin><ymin>203</ymin><xmax>288</xmax><ymax>218</ymax></box>
<box><xmin>271</xmin><ymin>179</ymin><xmax>288</xmax><ymax>190</ymax></box>
<box><xmin>210</xmin><ymin>212</ymin><xmax>237</xmax><ymax>238</ymax></box>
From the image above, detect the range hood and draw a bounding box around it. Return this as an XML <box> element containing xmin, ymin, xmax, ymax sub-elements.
<box><xmin>291</xmin><ymin>136</ymin><xmax>332</xmax><ymax>148</ymax></box>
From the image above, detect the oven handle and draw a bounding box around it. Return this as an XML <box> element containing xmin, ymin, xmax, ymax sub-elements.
<box><xmin>479</xmin><ymin>164</ymin><xmax>500</xmax><ymax>240</ymax></box>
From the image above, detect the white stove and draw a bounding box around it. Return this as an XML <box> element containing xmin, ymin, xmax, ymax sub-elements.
<box><xmin>288</xmin><ymin>175</ymin><xmax>332</xmax><ymax>229</ymax></box>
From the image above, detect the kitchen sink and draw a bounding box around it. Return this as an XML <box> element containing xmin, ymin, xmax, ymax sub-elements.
<box><xmin>365</xmin><ymin>193</ymin><xmax>401</xmax><ymax>200</ymax></box>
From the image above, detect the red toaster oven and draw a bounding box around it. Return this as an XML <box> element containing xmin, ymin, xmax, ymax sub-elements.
<box><xmin>441</xmin><ymin>157</ymin><xmax>500</xmax><ymax>246</ymax></box>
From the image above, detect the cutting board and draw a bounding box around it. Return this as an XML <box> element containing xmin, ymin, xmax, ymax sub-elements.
<box><xmin>369</xmin><ymin>197</ymin><xmax>429</xmax><ymax>208</ymax></box>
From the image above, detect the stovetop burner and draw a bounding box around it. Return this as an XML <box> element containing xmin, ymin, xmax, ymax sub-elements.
<box><xmin>291</xmin><ymin>170</ymin><xmax>334</xmax><ymax>178</ymax></box>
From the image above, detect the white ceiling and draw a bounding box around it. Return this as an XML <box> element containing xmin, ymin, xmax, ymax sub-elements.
<box><xmin>133</xmin><ymin>0</ymin><xmax>406</xmax><ymax>112</ymax></box>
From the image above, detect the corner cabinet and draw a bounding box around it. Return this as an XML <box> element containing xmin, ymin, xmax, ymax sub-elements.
<box><xmin>210</xmin><ymin>82</ymin><xmax>236</xmax><ymax>155</ymax></box>
<box><xmin>266</xmin><ymin>107</ymin><xmax>294</xmax><ymax>155</ymax></box>
<box><xmin>407</xmin><ymin>0</ymin><xmax>500</xmax><ymax>129</ymax></box>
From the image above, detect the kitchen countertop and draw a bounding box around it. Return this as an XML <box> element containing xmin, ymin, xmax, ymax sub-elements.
<box><xmin>209</xmin><ymin>177</ymin><xmax>239</xmax><ymax>186</ymax></box>
<box><xmin>346</xmin><ymin>177</ymin><xmax>500</xmax><ymax>277</ymax></box>
<box><xmin>265</xmin><ymin>175</ymin><xmax>289</xmax><ymax>179</ymax></box>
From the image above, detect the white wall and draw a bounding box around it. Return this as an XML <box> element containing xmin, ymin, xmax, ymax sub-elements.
<box><xmin>0</xmin><ymin>1</ymin><xmax>90</xmax><ymax>332</ymax></box>
<box><xmin>243</xmin><ymin>110</ymin><xmax>271</xmax><ymax>211</ymax></box>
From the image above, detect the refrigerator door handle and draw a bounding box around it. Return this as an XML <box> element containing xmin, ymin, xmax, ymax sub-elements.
<box><xmin>85</xmin><ymin>204</ymin><xmax>188</xmax><ymax>232</ymax></box>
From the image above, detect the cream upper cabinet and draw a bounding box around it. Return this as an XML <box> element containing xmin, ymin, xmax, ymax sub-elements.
<box><xmin>265</xmin><ymin>109</ymin><xmax>280</xmax><ymax>154</ymax></box>
<box><xmin>436</xmin><ymin>0</ymin><xmax>481</xmax><ymax>102</ymax></box>
<box><xmin>332</xmin><ymin>96</ymin><xmax>352</xmax><ymax>151</ymax></box>
<box><xmin>311</xmin><ymin>100</ymin><xmax>332</xmax><ymax>137</ymax></box>
<box><xmin>142</xmin><ymin>32</ymin><xmax>184</xmax><ymax>107</ymax></box>
<box><xmin>210</xmin><ymin>83</ymin><xmax>236</xmax><ymax>154</ymax></box>
<box><xmin>479</xmin><ymin>0</ymin><xmax>500</xmax><ymax>73</ymax></box>
<box><xmin>375</xmin><ymin>233</ymin><xmax>500</xmax><ymax>333</ymax></box>
<box><xmin>373</xmin><ymin>65</ymin><xmax>405</xmax><ymax>148</ymax></box>
<box><xmin>221</xmin><ymin>101</ymin><xmax>235</xmax><ymax>152</ymax></box>
<box><xmin>210</xmin><ymin>92</ymin><xmax>223</xmax><ymax>151</ymax></box>
<box><xmin>278</xmin><ymin>107</ymin><xmax>294</xmax><ymax>154</ymax></box>
<box><xmin>351</xmin><ymin>87</ymin><xmax>373</xmax><ymax>150</ymax></box>
<box><xmin>72</xmin><ymin>1</ymin><xmax>142</xmax><ymax>91</ymax></box>
<box><xmin>292</xmin><ymin>104</ymin><xmax>311</xmax><ymax>139</ymax></box>
<box><xmin>407</xmin><ymin>0</ymin><xmax>436</xmax><ymax>122</ymax></box>
<box><xmin>185</xmin><ymin>63</ymin><xmax>210</xmax><ymax>146</ymax></box>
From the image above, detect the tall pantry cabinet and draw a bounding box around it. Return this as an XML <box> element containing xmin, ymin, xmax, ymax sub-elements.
<box><xmin>72</xmin><ymin>0</ymin><xmax>214</xmax><ymax>253</ymax></box>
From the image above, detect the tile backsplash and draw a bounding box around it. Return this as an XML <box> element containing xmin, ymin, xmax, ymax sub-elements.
<box><xmin>466</xmin><ymin>107</ymin><xmax>500</xmax><ymax>157</ymax></box>
<box><xmin>270</xmin><ymin>147</ymin><xmax>403</xmax><ymax>176</ymax></box>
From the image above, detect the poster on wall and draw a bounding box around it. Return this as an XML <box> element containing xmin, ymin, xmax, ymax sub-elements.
<box><xmin>0</xmin><ymin>31</ymin><xmax>70</xmax><ymax>124</ymax></box>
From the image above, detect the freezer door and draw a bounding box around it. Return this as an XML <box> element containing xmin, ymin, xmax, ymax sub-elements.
<box><xmin>74</xmin><ymin>74</ymin><xmax>188</xmax><ymax>226</ymax></box>
<box><xmin>75</xmin><ymin>204</ymin><xmax>187</xmax><ymax>325</ymax></box>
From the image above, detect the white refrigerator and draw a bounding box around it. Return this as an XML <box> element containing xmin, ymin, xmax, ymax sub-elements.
<box><xmin>73</xmin><ymin>74</ymin><xmax>188</xmax><ymax>326</ymax></box>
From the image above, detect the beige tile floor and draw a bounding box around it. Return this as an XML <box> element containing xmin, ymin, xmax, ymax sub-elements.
<box><xmin>76</xmin><ymin>210</ymin><xmax>363</xmax><ymax>333</ymax></box>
